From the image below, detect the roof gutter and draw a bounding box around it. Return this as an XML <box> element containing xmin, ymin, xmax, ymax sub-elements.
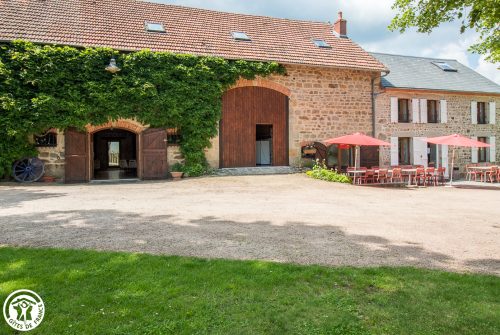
<box><xmin>383</xmin><ymin>86</ymin><xmax>500</xmax><ymax>97</ymax></box>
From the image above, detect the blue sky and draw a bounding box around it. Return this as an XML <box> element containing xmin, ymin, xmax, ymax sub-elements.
<box><xmin>152</xmin><ymin>0</ymin><xmax>499</xmax><ymax>84</ymax></box>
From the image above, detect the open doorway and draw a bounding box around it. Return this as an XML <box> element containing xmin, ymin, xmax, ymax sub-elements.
<box><xmin>256</xmin><ymin>125</ymin><xmax>272</xmax><ymax>166</ymax></box>
<box><xmin>108</xmin><ymin>141</ymin><xmax>120</xmax><ymax>167</ymax></box>
<box><xmin>93</xmin><ymin>129</ymin><xmax>137</xmax><ymax>180</ymax></box>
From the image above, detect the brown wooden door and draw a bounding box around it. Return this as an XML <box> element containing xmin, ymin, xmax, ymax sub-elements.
<box><xmin>221</xmin><ymin>87</ymin><xmax>288</xmax><ymax>167</ymax></box>
<box><xmin>141</xmin><ymin>128</ymin><xmax>168</xmax><ymax>179</ymax></box>
<box><xmin>65</xmin><ymin>128</ymin><xmax>89</xmax><ymax>183</ymax></box>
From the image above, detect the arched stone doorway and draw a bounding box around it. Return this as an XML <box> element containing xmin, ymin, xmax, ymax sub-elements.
<box><xmin>87</xmin><ymin>120</ymin><xmax>145</xmax><ymax>181</ymax></box>
<box><xmin>64</xmin><ymin>119</ymin><xmax>169</xmax><ymax>182</ymax></box>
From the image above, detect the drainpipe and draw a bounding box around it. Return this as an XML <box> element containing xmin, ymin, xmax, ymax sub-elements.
<box><xmin>371</xmin><ymin>70</ymin><xmax>390</xmax><ymax>137</ymax></box>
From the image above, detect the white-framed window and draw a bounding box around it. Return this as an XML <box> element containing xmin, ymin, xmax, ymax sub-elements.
<box><xmin>478</xmin><ymin>137</ymin><xmax>488</xmax><ymax>162</ymax></box>
<box><xmin>391</xmin><ymin>97</ymin><xmax>447</xmax><ymax>124</ymax></box>
<box><xmin>398</xmin><ymin>99</ymin><xmax>411</xmax><ymax>123</ymax></box>
<box><xmin>471</xmin><ymin>101</ymin><xmax>496</xmax><ymax>125</ymax></box>
<box><xmin>427</xmin><ymin>100</ymin><xmax>440</xmax><ymax>123</ymax></box>
<box><xmin>478</xmin><ymin>102</ymin><xmax>488</xmax><ymax>124</ymax></box>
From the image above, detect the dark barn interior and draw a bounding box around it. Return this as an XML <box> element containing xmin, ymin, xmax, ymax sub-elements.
<box><xmin>93</xmin><ymin>129</ymin><xmax>137</xmax><ymax>180</ymax></box>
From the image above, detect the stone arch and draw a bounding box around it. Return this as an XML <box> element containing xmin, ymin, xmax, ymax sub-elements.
<box><xmin>86</xmin><ymin>119</ymin><xmax>147</xmax><ymax>134</ymax></box>
<box><xmin>229</xmin><ymin>78</ymin><xmax>291</xmax><ymax>97</ymax></box>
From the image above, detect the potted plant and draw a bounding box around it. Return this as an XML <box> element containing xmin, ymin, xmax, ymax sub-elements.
<box><xmin>40</xmin><ymin>175</ymin><xmax>56</xmax><ymax>183</ymax></box>
<box><xmin>303</xmin><ymin>145</ymin><xmax>317</xmax><ymax>155</ymax></box>
<box><xmin>170</xmin><ymin>163</ymin><xmax>184</xmax><ymax>180</ymax></box>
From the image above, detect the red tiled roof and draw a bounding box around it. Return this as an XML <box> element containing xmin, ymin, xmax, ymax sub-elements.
<box><xmin>0</xmin><ymin>0</ymin><xmax>387</xmax><ymax>71</ymax></box>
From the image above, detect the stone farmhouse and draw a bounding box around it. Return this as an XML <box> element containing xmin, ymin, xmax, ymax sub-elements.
<box><xmin>0</xmin><ymin>0</ymin><xmax>498</xmax><ymax>182</ymax></box>
<box><xmin>372</xmin><ymin>53</ymin><xmax>499</xmax><ymax>177</ymax></box>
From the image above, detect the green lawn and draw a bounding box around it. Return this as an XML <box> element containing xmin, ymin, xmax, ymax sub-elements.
<box><xmin>0</xmin><ymin>247</ymin><xmax>498</xmax><ymax>334</ymax></box>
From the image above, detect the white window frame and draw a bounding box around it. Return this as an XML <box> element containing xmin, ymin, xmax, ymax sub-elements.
<box><xmin>440</xmin><ymin>100</ymin><xmax>447</xmax><ymax>123</ymax></box>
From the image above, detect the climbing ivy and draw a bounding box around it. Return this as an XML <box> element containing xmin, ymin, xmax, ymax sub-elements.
<box><xmin>0</xmin><ymin>41</ymin><xmax>286</xmax><ymax>177</ymax></box>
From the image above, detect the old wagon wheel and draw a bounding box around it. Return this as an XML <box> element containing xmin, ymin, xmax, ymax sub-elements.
<box><xmin>12</xmin><ymin>157</ymin><xmax>45</xmax><ymax>182</ymax></box>
<box><xmin>312</xmin><ymin>142</ymin><xmax>328</xmax><ymax>163</ymax></box>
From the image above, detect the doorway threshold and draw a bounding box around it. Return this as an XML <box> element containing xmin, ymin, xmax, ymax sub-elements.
<box><xmin>90</xmin><ymin>178</ymin><xmax>140</xmax><ymax>184</ymax></box>
<box><xmin>215</xmin><ymin>166</ymin><xmax>299</xmax><ymax>176</ymax></box>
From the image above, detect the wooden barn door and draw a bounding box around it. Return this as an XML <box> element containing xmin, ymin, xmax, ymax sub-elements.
<box><xmin>141</xmin><ymin>128</ymin><xmax>168</xmax><ymax>179</ymax></box>
<box><xmin>65</xmin><ymin>128</ymin><xmax>89</xmax><ymax>183</ymax></box>
<box><xmin>221</xmin><ymin>87</ymin><xmax>288</xmax><ymax>168</ymax></box>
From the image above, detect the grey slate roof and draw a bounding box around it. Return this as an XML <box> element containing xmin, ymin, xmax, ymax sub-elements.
<box><xmin>371</xmin><ymin>52</ymin><xmax>500</xmax><ymax>95</ymax></box>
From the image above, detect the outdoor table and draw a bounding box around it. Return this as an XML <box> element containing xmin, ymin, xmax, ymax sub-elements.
<box><xmin>468</xmin><ymin>166</ymin><xmax>498</xmax><ymax>182</ymax></box>
<box><xmin>373</xmin><ymin>169</ymin><xmax>393</xmax><ymax>183</ymax></box>
<box><xmin>347</xmin><ymin>170</ymin><xmax>366</xmax><ymax>184</ymax></box>
<box><xmin>401</xmin><ymin>168</ymin><xmax>418</xmax><ymax>186</ymax></box>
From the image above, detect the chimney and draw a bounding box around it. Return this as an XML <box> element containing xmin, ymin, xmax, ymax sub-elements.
<box><xmin>334</xmin><ymin>11</ymin><xmax>347</xmax><ymax>38</ymax></box>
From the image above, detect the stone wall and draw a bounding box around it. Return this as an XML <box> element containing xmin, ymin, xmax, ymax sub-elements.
<box><xmin>376</xmin><ymin>87</ymin><xmax>500</xmax><ymax>175</ymax></box>
<box><xmin>35</xmin><ymin>119</ymin><xmax>187</xmax><ymax>180</ymax></box>
<box><xmin>35</xmin><ymin>69</ymin><xmax>498</xmax><ymax>178</ymax></box>
<box><xmin>271</xmin><ymin>64</ymin><xmax>377</xmax><ymax>164</ymax></box>
<box><xmin>35</xmin><ymin>130</ymin><xmax>66</xmax><ymax>180</ymax></box>
<box><xmin>167</xmin><ymin>145</ymin><xmax>184</xmax><ymax>167</ymax></box>
<box><xmin>37</xmin><ymin>65</ymin><xmax>378</xmax><ymax>174</ymax></box>
<box><xmin>206</xmin><ymin>64</ymin><xmax>378</xmax><ymax>167</ymax></box>
<box><xmin>205</xmin><ymin>134</ymin><xmax>219</xmax><ymax>168</ymax></box>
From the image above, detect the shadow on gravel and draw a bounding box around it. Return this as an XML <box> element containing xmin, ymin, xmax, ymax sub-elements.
<box><xmin>0</xmin><ymin>209</ymin><xmax>497</xmax><ymax>275</ymax></box>
<box><xmin>0</xmin><ymin>189</ymin><xmax>65</xmax><ymax>209</ymax></box>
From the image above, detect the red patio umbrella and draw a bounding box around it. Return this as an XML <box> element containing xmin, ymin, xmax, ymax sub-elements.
<box><xmin>324</xmin><ymin>132</ymin><xmax>391</xmax><ymax>169</ymax></box>
<box><xmin>324</xmin><ymin>132</ymin><xmax>391</xmax><ymax>147</ymax></box>
<box><xmin>424</xmin><ymin>134</ymin><xmax>490</xmax><ymax>186</ymax></box>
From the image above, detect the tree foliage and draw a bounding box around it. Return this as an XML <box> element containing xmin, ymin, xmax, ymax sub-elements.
<box><xmin>389</xmin><ymin>0</ymin><xmax>500</xmax><ymax>63</ymax></box>
<box><xmin>0</xmin><ymin>41</ymin><xmax>285</xmax><ymax>177</ymax></box>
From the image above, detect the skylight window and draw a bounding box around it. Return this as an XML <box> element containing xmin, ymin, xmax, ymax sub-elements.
<box><xmin>432</xmin><ymin>61</ymin><xmax>457</xmax><ymax>72</ymax></box>
<box><xmin>313</xmin><ymin>39</ymin><xmax>331</xmax><ymax>48</ymax></box>
<box><xmin>232</xmin><ymin>32</ymin><xmax>251</xmax><ymax>41</ymax></box>
<box><xmin>145</xmin><ymin>22</ymin><xmax>165</xmax><ymax>33</ymax></box>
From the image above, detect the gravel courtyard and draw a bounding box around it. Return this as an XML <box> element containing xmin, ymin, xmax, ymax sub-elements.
<box><xmin>0</xmin><ymin>174</ymin><xmax>499</xmax><ymax>275</ymax></box>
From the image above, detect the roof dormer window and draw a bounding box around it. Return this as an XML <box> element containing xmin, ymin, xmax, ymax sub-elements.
<box><xmin>432</xmin><ymin>61</ymin><xmax>457</xmax><ymax>72</ymax></box>
<box><xmin>313</xmin><ymin>39</ymin><xmax>331</xmax><ymax>48</ymax></box>
<box><xmin>145</xmin><ymin>22</ymin><xmax>166</xmax><ymax>33</ymax></box>
<box><xmin>231</xmin><ymin>32</ymin><xmax>251</xmax><ymax>41</ymax></box>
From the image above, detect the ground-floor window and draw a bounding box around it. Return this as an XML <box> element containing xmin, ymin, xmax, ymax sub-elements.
<box><xmin>326</xmin><ymin>145</ymin><xmax>351</xmax><ymax>169</ymax></box>
<box><xmin>427</xmin><ymin>143</ymin><xmax>438</xmax><ymax>167</ymax></box>
<box><xmin>167</xmin><ymin>128</ymin><xmax>182</xmax><ymax>145</ymax></box>
<box><xmin>398</xmin><ymin>137</ymin><xmax>411</xmax><ymax>165</ymax></box>
<box><xmin>478</xmin><ymin>137</ymin><xmax>488</xmax><ymax>162</ymax></box>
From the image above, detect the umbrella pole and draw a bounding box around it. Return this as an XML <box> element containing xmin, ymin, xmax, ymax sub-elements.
<box><xmin>355</xmin><ymin>145</ymin><xmax>360</xmax><ymax>170</ymax></box>
<box><xmin>449</xmin><ymin>147</ymin><xmax>455</xmax><ymax>187</ymax></box>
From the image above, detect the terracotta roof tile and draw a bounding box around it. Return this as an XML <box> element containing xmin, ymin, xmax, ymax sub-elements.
<box><xmin>0</xmin><ymin>0</ymin><xmax>387</xmax><ymax>71</ymax></box>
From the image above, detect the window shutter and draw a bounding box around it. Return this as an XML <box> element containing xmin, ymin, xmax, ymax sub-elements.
<box><xmin>471</xmin><ymin>101</ymin><xmax>478</xmax><ymax>124</ymax></box>
<box><xmin>490</xmin><ymin>136</ymin><xmax>496</xmax><ymax>163</ymax></box>
<box><xmin>489</xmin><ymin>102</ymin><xmax>496</xmax><ymax>125</ymax></box>
<box><xmin>441</xmin><ymin>145</ymin><xmax>449</xmax><ymax>177</ymax></box>
<box><xmin>440</xmin><ymin>100</ymin><xmax>447</xmax><ymax>123</ymax></box>
<box><xmin>471</xmin><ymin>136</ymin><xmax>478</xmax><ymax>163</ymax></box>
<box><xmin>390</xmin><ymin>137</ymin><xmax>399</xmax><ymax>166</ymax></box>
<box><xmin>419</xmin><ymin>99</ymin><xmax>428</xmax><ymax>123</ymax></box>
<box><xmin>412</xmin><ymin>137</ymin><xmax>427</xmax><ymax>167</ymax></box>
<box><xmin>390</xmin><ymin>97</ymin><xmax>398</xmax><ymax>123</ymax></box>
<box><xmin>412</xmin><ymin>99</ymin><xmax>420</xmax><ymax>123</ymax></box>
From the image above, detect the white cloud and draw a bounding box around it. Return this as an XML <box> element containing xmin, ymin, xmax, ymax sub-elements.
<box><xmin>475</xmin><ymin>57</ymin><xmax>500</xmax><ymax>84</ymax></box>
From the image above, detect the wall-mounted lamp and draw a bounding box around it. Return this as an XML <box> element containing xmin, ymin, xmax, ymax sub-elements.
<box><xmin>105</xmin><ymin>57</ymin><xmax>121</xmax><ymax>73</ymax></box>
